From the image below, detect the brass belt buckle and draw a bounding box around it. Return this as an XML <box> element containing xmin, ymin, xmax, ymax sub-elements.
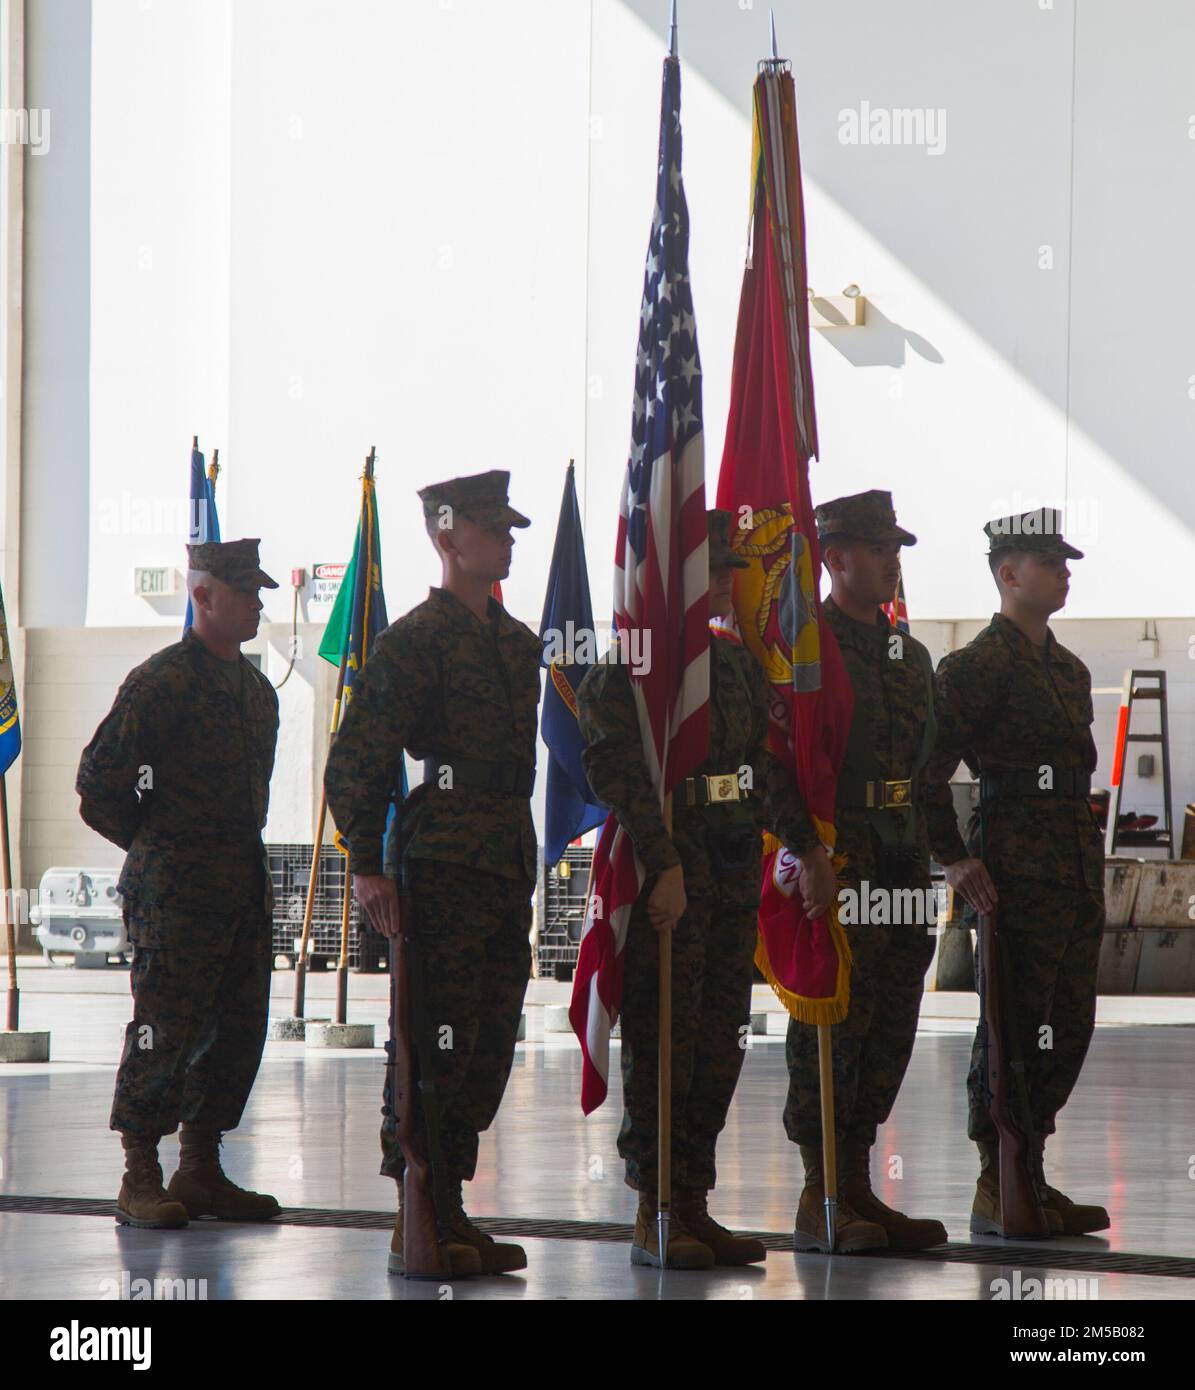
<box><xmin>883</xmin><ymin>778</ymin><xmax>912</xmax><ymax>809</ymax></box>
<box><xmin>704</xmin><ymin>773</ymin><xmax>740</xmax><ymax>804</ymax></box>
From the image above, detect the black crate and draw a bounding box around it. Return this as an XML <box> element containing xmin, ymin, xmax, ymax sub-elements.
<box><xmin>537</xmin><ymin>846</ymin><xmax>593</xmax><ymax>981</ymax></box>
<box><xmin>267</xmin><ymin>843</ymin><xmax>388</xmax><ymax>971</ymax></box>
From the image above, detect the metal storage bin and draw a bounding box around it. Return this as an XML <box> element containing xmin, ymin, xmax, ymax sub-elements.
<box><xmin>267</xmin><ymin>843</ymin><xmax>387</xmax><ymax>972</ymax></box>
<box><xmin>537</xmin><ymin>846</ymin><xmax>592</xmax><ymax>981</ymax></box>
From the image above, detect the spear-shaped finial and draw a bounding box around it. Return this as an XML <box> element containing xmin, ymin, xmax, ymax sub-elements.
<box><xmin>364</xmin><ymin>445</ymin><xmax>376</xmax><ymax>481</ymax></box>
<box><xmin>770</xmin><ymin>7</ymin><xmax>779</xmax><ymax>60</ymax></box>
<box><xmin>669</xmin><ymin>0</ymin><xmax>678</xmax><ymax>58</ymax></box>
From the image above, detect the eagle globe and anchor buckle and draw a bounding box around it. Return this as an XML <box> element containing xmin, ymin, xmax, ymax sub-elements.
<box><xmin>865</xmin><ymin>778</ymin><xmax>913</xmax><ymax>810</ymax></box>
<box><xmin>684</xmin><ymin>772</ymin><xmax>742</xmax><ymax>808</ymax></box>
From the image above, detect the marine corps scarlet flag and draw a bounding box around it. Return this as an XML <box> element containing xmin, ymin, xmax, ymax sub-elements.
<box><xmin>716</xmin><ymin>61</ymin><xmax>853</xmax><ymax>1024</ymax></box>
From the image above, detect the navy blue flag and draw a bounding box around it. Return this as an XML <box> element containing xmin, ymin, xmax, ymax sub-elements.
<box><xmin>183</xmin><ymin>441</ymin><xmax>221</xmax><ymax>631</ymax></box>
<box><xmin>539</xmin><ymin>461</ymin><xmax>606</xmax><ymax>867</ymax></box>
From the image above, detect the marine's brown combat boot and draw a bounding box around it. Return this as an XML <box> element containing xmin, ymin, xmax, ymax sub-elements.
<box><xmin>387</xmin><ymin>1185</ymin><xmax>482</xmax><ymax>1279</ymax></box>
<box><xmin>674</xmin><ymin>1188</ymin><xmax>766</xmax><ymax>1265</ymax></box>
<box><xmin>1036</xmin><ymin>1144</ymin><xmax>1110</xmax><ymax>1236</ymax></box>
<box><xmin>839</xmin><ymin>1138</ymin><xmax>947</xmax><ymax>1251</ymax></box>
<box><xmin>793</xmin><ymin>1145</ymin><xmax>887</xmax><ymax>1253</ymax></box>
<box><xmin>115</xmin><ymin>1134</ymin><xmax>189</xmax><ymax>1229</ymax></box>
<box><xmin>444</xmin><ymin>1182</ymin><xmax>527</xmax><ymax>1274</ymax></box>
<box><xmin>970</xmin><ymin>1140</ymin><xmax>1061</xmax><ymax>1237</ymax></box>
<box><xmin>166</xmin><ymin>1126</ymin><xmax>280</xmax><ymax>1221</ymax></box>
<box><xmin>630</xmin><ymin>1195</ymin><xmax>715</xmax><ymax>1269</ymax></box>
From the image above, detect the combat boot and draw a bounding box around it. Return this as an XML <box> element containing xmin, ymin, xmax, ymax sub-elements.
<box><xmin>115</xmin><ymin>1134</ymin><xmax>189</xmax><ymax>1229</ymax></box>
<box><xmin>443</xmin><ymin>1182</ymin><xmax>527</xmax><ymax>1274</ymax></box>
<box><xmin>673</xmin><ymin>1188</ymin><xmax>766</xmax><ymax>1265</ymax></box>
<box><xmin>793</xmin><ymin>1144</ymin><xmax>887</xmax><ymax>1253</ymax></box>
<box><xmin>630</xmin><ymin>1194</ymin><xmax>715</xmax><ymax>1269</ymax></box>
<box><xmin>166</xmin><ymin>1125</ymin><xmax>280</xmax><ymax>1221</ymax></box>
<box><xmin>387</xmin><ymin>1183</ymin><xmax>482</xmax><ymax>1279</ymax></box>
<box><xmin>1036</xmin><ymin>1143</ymin><xmax>1110</xmax><ymax>1236</ymax></box>
<box><xmin>839</xmin><ymin>1137</ymin><xmax>947</xmax><ymax>1251</ymax></box>
<box><xmin>970</xmin><ymin>1139</ymin><xmax>1062</xmax><ymax>1237</ymax></box>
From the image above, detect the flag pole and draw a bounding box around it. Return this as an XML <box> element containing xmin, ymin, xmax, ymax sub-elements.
<box><xmin>2</xmin><ymin>775</ymin><xmax>17</xmax><ymax>1030</ymax></box>
<box><xmin>292</xmin><ymin>653</ymin><xmax>348</xmax><ymax>1017</ymax></box>
<box><xmin>657</xmin><ymin>791</ymin><xmax>674</xmax><ymax>1264</ymax></box>
<box><xmin>817</xmin><ymin>1023</ymin><xmax>838</xmax><ymax>1250</ymax></box>
<box><xmin>334</xmin><ymin>850</ymin><xmax>351</xmax><ymax>1024</ymax></box>
<box><xmin>668</xmin><ymin>0</ymin><xmax>677</xmax><ymax>59</ymax></box>
<box><xmin>292</xmin><ymin>447</ymin><xmax>374</xmax><ymax>1017</ymax></box>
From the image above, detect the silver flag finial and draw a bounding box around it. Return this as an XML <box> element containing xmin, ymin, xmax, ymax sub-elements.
<box><xmin>770</xmin><ymin>8</ymin><xmax>779</xmax><ymax>60</ymax></box>
<box><xmin>669</xmin><ymin>0</ymin><xmax>678</xmax><ymax>58</ymax></box>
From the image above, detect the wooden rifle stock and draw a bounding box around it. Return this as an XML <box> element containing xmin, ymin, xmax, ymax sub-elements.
<box><xmin>977</xmin><ymin>907</ymin><xmax>1050</xmax><ymax>1238</ymax></box>
<box><xmin>389</xmin><ymin>917</ymin><xmax>451</xmax><ymax>1280</ymax></box>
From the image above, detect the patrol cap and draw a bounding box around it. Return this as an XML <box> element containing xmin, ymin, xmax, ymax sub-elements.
<box><xmin>708</xmin><ymin>509</ymin><xmax>749</xmax><ymax>570</ymax></box>
<box><xmin>186</xmin><ymin>538</ymin><xmax>279</xmax><ymax>591</ymax></box>
<box><xmin>417</xmin><ymin>469</ymin><xmax>530</xmax><ymax>530</ymax></box>
<box><xmin>984</xmin><ymin>508</ymin><xmax>1083</xmax><ymax>560</ymax></box>
<box><xmin>814</xmin><ymin>489</ymin><xmax>916</xmax><ymax>547</ymax></box>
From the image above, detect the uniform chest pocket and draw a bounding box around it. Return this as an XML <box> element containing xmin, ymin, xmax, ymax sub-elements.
<box><xmin>445</xmin><ymin>667</ymin><xmax>511</xmax><ymax>713</ymax></box>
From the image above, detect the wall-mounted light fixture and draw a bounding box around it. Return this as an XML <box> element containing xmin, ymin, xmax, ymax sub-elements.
<box><xmin>808</xmin><ymin>284</ymin><xmax>866</xmax><ymax>328</ymax></box>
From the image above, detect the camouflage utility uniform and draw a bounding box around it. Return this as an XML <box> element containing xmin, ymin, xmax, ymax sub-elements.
<box><xmin>577</xmin><ymin>513</ymin><xmax>820</xmax><ymax>1216</ymax></box>
<box><xmin>923</xmin><ymin>510</ymin><xmax>1108</xmax><ymax>1235</ymax></box>
<box><xmin>782</xmin><ymin>598</ymin><xmax>937</xmax><ymax>1156</ymax></box>
<box><xmin>77</xmin><ymin>552</ymin><xmax>279</xmax><ymax>1140</ymax></box>
<box><xmin>324</xmin><ymin>483</ymin><xmax>541</xmax><ymax>1195</ymax></box>
<box><xmin>783</xmin><ymin>491</ymin><xmax>945</xmax><ymax>1251</ymax></box>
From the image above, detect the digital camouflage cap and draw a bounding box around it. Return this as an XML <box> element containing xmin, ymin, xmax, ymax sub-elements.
<box><xmin>418</xmin><ymin>469</ymin><xmax>530</xmax><ymax>530</ymax></box>
<box><xmin>708</xmin><ymin>509</ymin><xmax>749</xmax><ymax>570</ymax></box>
<box><xmin>814</xmin><ymin>489</ymin><xmax>917</xmax><ymax>546</ymax></box>
<box><xmin>186</xmin><ymin>538</ymin><xmax>279</xmax><ymax>591</ymax></box>
<box><xmin>984</xmin><ymin>507</ymin><xmax>1084</xmax><ymax>560</ymax></box>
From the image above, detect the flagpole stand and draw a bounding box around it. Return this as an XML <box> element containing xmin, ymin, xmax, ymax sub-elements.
<box><xmin>307</xmin><ymin>856</ymin><xmax>373</xmax><ymax>1050</ymax></box>
<box><xmin>0</xmin><ymin>777</ymin><xmax>49</xmax><ymax>1061</ymax></box>
<box><xmin>817</xmin><ymin>1023</ymin><xmax>837</xmax><ymax>1251</ymax></box>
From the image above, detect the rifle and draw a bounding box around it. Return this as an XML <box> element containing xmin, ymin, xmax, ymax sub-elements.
<box><xmin>387</xmin><ymin>891</ymin><xmax>452</xmax><ymax>1279</ymax></box>
<box><xmin>975</xmin><ymin>804</ymin><xmax>1050</xmax><ymax>1239</ymax></box>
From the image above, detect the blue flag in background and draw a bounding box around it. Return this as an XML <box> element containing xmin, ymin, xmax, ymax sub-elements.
<box><xmin>539</xmin><ymin>462</ymin><xmax>606</xmax><ymax>867</ymax></box>
<box><xmin>0</xmin><ymin>579</ymin><xmax>20</xmax><ymax>777</ymax></box>
<box><xmin>184</xmin><ymin>441</ymin><xmax>221</xmax><ymax>631</ymax></box>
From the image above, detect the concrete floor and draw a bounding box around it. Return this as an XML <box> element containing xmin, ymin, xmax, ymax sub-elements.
<box><xmin>2</xmin><ymin>960</ymin><xmax>1194</xmax><ymax>1301</ymax></box>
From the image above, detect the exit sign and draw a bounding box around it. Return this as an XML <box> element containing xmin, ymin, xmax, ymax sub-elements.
<box><xmin>134</xmin><ymin>567</ymin><xmax>177</xmax><ymax>597</ymax></box>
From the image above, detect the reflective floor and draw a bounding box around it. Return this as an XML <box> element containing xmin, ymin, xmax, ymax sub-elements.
<box><xmin>1</xmin><ymin>964</ymin><xmax>1193</xmax><ymax>1300</ymax></box>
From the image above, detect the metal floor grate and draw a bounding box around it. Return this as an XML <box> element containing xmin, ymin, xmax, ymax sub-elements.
<box><xmin>2</xmin><ymin>1195</ymin><xmax>1191</xmax><ymax>1279</ymax></box>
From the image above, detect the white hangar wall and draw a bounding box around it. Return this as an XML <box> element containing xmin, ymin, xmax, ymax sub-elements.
<box><xmin>12</xmin><ymin>0</ymin><xmax>1195</xmax><ymax>899</ymax></box>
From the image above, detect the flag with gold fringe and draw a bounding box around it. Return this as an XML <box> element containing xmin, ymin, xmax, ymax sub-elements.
<box><xmin>715</xmin><ymin>58</ymin><xmax>853</xmax><ymax>1025</ymax></box>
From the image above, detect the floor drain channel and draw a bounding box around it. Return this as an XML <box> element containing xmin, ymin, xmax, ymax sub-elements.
<box><xmin>2</xmin><ymin>1195</ymin><xmax>1190</xmax><ymax>1279</ymax></box>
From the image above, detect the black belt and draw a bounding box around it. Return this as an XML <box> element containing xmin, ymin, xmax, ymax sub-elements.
<box><xmin>682</xmin><ymin>772</ymin><xmax>750</xmax><ymax>808</ymax></box>
<box><xmin>979</xmin><ymin>768</ymin><xmax>1091</xmax><ymax>801</ymax></box>
<box><xmin>838</xmin><ymin>774</ymin><xmax>916</xmax><ymax>811</ymax></box>
<box><xmin>422</xmin><ymin>756</ymin><xmax>535</xmax><ymax>797</ymax></box>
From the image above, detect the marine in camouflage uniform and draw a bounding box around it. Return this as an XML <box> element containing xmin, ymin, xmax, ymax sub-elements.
<box><xmin>76</xmin><ymin>538</ymin><xmax>282</xmax><ymax>1228</ymax></box>
<box><xmin>324</xmin><ymin>470</ymin><xmax>539</xmax><ymax>1277</ymax></box>
<box><xmin>577</xmin><ymin>510</ymin><xmax>831</xmax><ymax>1269</ymax></box>
<box><xmin>924</xmin><ymin>508</ymin><xmax>1109</xmax><ymax>1236</ymax></box>
<box><xmin>783</xmin><ymin>491</ymin><xmax>946</xmax><ymax>1253</ymax></box>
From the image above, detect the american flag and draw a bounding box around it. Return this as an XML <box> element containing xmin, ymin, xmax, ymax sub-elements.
<box><xmin>569</xmin><ymin>56</ymin><xmax>709</xmax><ymax>1114</ymax></box>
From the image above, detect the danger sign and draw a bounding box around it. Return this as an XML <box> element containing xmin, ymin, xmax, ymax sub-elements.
<box><xmin>310</xmin><ymin>562</ymin><xmax>347</xmax><ymax>606</ymax></box>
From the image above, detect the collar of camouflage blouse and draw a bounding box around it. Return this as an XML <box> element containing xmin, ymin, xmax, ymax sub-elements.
<box><xmin>429</xmin><ymin>584</ymin><xmax>521</xmax><ymax>640</ymax></box>
<box><xmin>993</xmin><ymin>610</ymin><xmax>1055</xmax><ymax>655</ymax></box>
<box><xmin>823</xmin><ymin>594</ymin><xmax>889</xmax><ymax>641</ymax></box>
